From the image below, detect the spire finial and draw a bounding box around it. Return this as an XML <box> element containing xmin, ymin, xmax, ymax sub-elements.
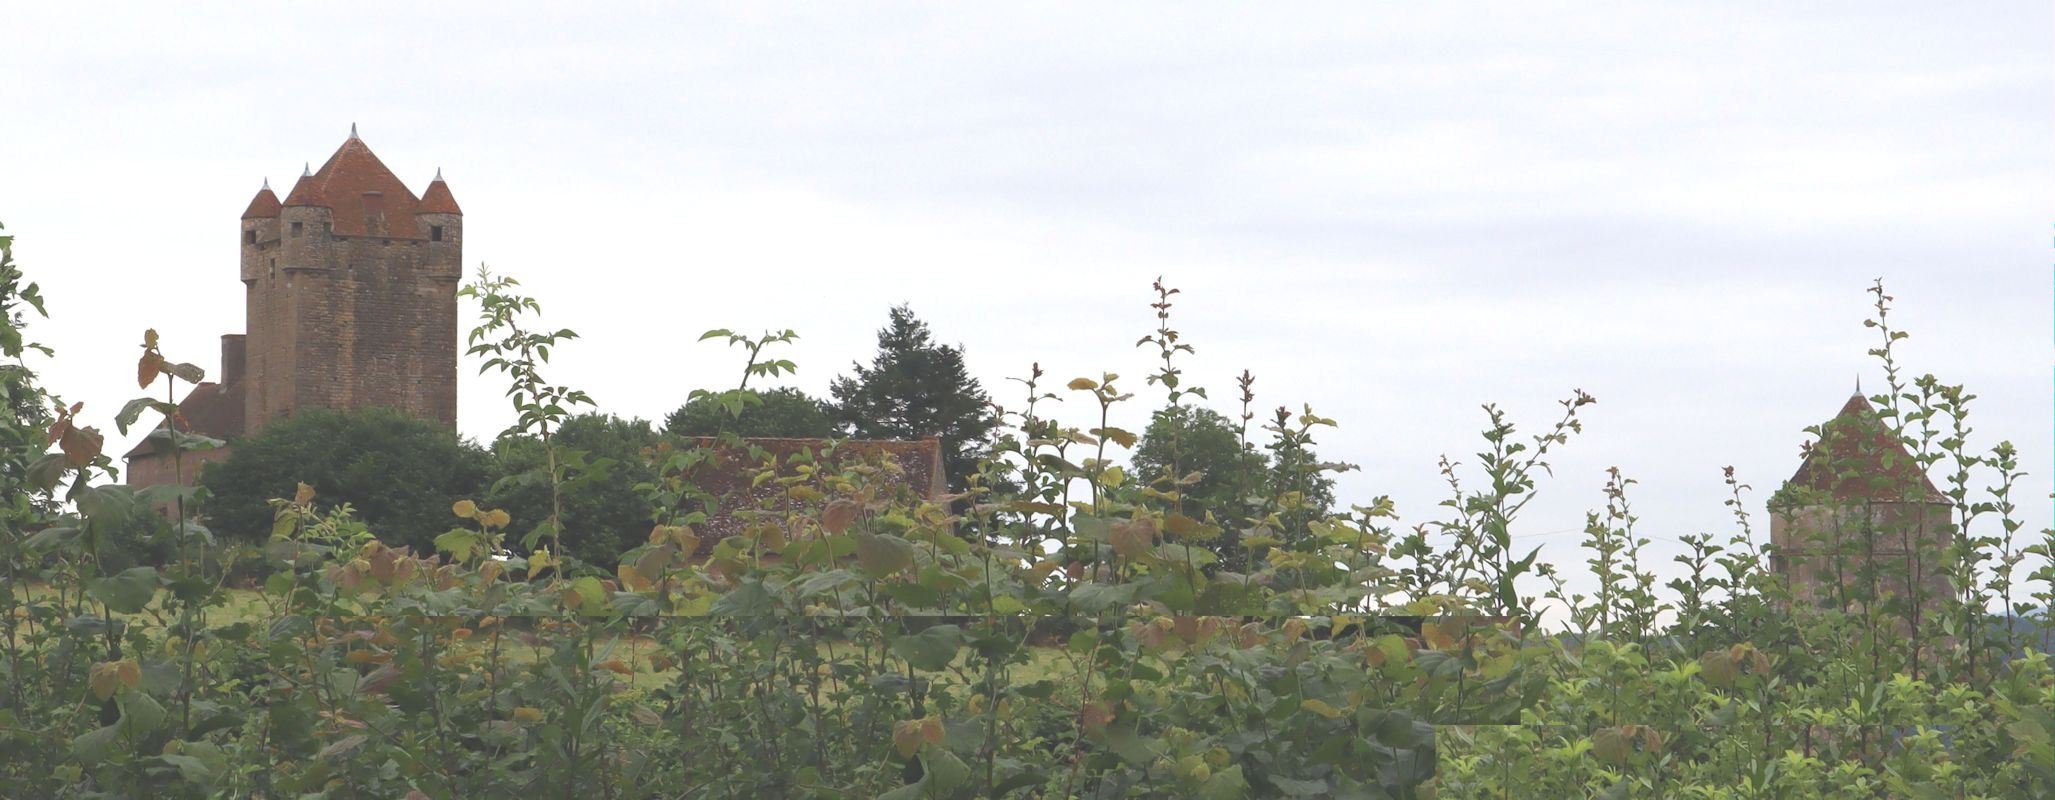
<box><xmin>1854</xmin><ymin>374</ymin><xmax>1863</xmax><ymax>397</ymax></box>
<box><xmin>349</xmin><ymin>122</ymin><xmax>359</xmax><ymax>140</ymax></box>
<box><xmin>433</xmin><ymin>167</ymin><xmax>443</xmax><ymax>182</ymax></box>
<box><xmin>302</xmin><ymin>162</ymin><xmax>311</xmax><ymax>178</ymax></box>
<box><xmin>261</xmin><ymin>177</ymin><xmax>271</xmax><ymax>192</ymax></box>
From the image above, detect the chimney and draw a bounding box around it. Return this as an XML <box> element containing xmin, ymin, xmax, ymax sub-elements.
<box><xmin>221</xmin><ymin>334</ymin><xmax>246</xmax><ymax>387</ymax></box>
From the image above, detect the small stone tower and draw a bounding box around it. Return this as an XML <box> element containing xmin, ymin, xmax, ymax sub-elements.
<box><xmin>127</xmin><ymin>129</ymin><xmax>462</xmax><ymax>487</ymax></box>
<box><xmin>1768</xmin><ymin>390</ymin><xmax>1954</xmax><ymax>622</ymax></box>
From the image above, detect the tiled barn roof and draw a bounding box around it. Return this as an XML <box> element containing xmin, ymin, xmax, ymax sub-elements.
<box><xmin>123</xmin><ymin>381</ymin><xmax>246</xmax><ymax>460</ymax></box>
<box><xmin>680</xmin><ymin>437</ymin><xmax>947</xmax><ymax>558</ymax></box>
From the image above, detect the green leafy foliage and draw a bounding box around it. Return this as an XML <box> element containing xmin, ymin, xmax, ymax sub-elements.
<box><xmin>0</xmin><ymin>236</ymin><xmax>2044</xmax><ymax>800</ymax></box>
<box><xmin>830</xmin><ymin>304</ymin><xmax>998</xmax><ymax>492</ymax></box>
<box><xmin>198</xmin><ymin>407</ymin><xmax>491</xmax><ymax>553</ymax></box>
<box><xmin>665</xmin><ymin>386</ymin><xmax>835</xmax><ymax>438</ymax></box>
<box><xmin>487</xmin><ymin>412</ymin><xmax>659</xmax><ymax>567</ymax></box>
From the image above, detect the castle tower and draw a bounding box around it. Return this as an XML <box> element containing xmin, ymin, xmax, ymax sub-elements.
<box><xmin>1768</xmin><ymin>391</ymin><xmax>1954</xmax><ymax>623</ymax></box>
<box><xmin>127</xmin><ymin>129</ymin><xmax>461</xmax><ymax>488</ymax></box>
<box><xmin>251</xmin><ymin>130</ymin><xmax>463</xmax><ymax>428</ymax></box>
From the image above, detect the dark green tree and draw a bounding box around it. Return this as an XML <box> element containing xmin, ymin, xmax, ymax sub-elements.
<box><xmin>198</xmin><ymin>407</ymin><xmax>491</xmax><ymax>554</ymax></box>
<box><xmin>0</xmin><ymin>223</ymin><xmax>53</xmax><ymax>526</ymax></box>
<box><xmin>665</xmin><ymin>387</ymin><xmax>834</xmax><ymax>439</ymax></box>
<box><xmin>1133</xmin><ymin>405</ymin><xmax>1268</xmax><ymax>515</ymax></box>
<box><xmin>1134</xmin><ymin>404</ymin><xmax>1270</xmax><ymax>571</ymax></box>
<box><xmin>487</xmin><ymin>412</ymin><xmax>660</xmax><ymax>567</ymax></box>
<box><xmin>829</xmin><ymin>305</ymin><xmax>997</xmax><ymax>492</ymax></box>
<box><xmin>1264</xmin><ymin>405</ymin><xmax>1343</xmax><ymax>543</ymax></box>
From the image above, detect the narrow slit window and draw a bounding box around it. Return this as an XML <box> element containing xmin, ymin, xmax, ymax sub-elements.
<box><xmin>244</xmin><ymin>229</ymin><xmax>256</xmax><ymax>245</ymax></box>
<box><xmin>290</xmin><ymin>221</ymin><xmax>303</xmax><ymax>237</ymax></box>
<box><xmin>430</xmin><ymin>225</ymin><xmax>444</xmax><ymax>242</ymax></box>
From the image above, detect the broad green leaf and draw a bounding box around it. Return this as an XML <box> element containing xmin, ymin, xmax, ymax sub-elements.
<box><xmin>71</xmin><ymin>725</ymin><xmax>121</xmax><ymax>764</ymax></box>
<box><xmin>118</xmin><ymin>690</ymin><xmax>166</xmax><ymax>736</ymax></box>
<box><xmin>710</xmin><ymin>579</ymin><xmax>773</xmax><ymax>616</ymax></box>
<box><xmin>86</xmin><ymin>567</ymin><xmax>158</xmax><ymax>614</ymax></box>
<box><xmin>922</xmin><ymin>749</ymin><xmax>971</xmax><ymax>794</ymax></box>
<box><xmin>890</xmin><ymin>624</ymin><xmax>963</xmax><ymax>671</ymax></box>
<box><xmin>855</xmin><ymin>533</ymin><xmax>915</xmax><ymax>578</ymax></box>
<box><xmin>795</xmin><ymin>569</ymin><xmax>860</xmax><ymax>598</ymax></box>
<box><xmin>1067</xmin><ymin>582</ymin><xmax>1135</xmax><ymax>614</ymax></box>
<box><xmin>875</xmin><ymin>783</ymin><xmax>925</xmax><ymax>800</ymax></box>
<box><xmin>76</xmin><ymin>484</ymin><xmax>136</xmax><ymax>528</ymax></box>
<box><xmin>435</xmin><ymin>528</ymin><xmax>482</xmax><ymax>562</ymax></box>
<box><xmin>158</xmin><ymin>753</ymin><xmax>216</xmax><ymax>783</ymax></box>
<box><xmin>1266</xmin><ymin>775</ymin><xmax>1329</xmax><ymax>797</ymax></box>
<box><xmin>568</xmin><ymin>576</ymin><xmax>608</xmax><ymax>615</ymax></box>
<box><xmin>612</xmin><ymin>592</ymin><xmax>662</xmax><ymax>617</ymax></box>
<box><xmin>1198</xmin><ymin>765</ymin><xmax>1250</xmax><ymax>800</ymax></box>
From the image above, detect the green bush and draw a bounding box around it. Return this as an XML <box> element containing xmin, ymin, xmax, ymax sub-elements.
<box><xmin>0</xmin><ymin>249</ymin><xmax>2045</xmax><ymax>799</ymax></box>
<box><xmin>487</xmin><ymin>412</ymin><xmax>660</xmax><ymax>567</ymax></box>
<box><xmin>197</xmin><ymin>407</ymin><xmax>491</xmax><ymax>554</ymax></box>
<box><xmin>665</xmin><ymin>387</ymin><xmax>835</xmax><ymax>439</ymax></box>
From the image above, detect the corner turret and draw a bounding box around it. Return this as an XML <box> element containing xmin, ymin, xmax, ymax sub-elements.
<box><xmin>239</xmin><ymin>179</ymin><xmax>281</xmax><ymax>284</ymax></box>
<box><xmin>416</xmin><ymin>168</ymin><xmax>462</xmax><ymax>279</ymax></box>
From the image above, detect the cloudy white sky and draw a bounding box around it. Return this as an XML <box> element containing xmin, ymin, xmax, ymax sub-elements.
<box><xmin>4</xmin><ymin>3</ymin><xmax>2047</xmax><ymax>612</ymax></box>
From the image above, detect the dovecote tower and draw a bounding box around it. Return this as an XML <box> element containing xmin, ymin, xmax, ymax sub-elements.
<box><xmin>1768</xmin><ymin>390</ymin><xmax>1954</xmax><ymax>623</ymax></box>
<box><xmin>128</xmin><ymin>128</ymin><xmax>462</xmax><ymax>488</ymax></box>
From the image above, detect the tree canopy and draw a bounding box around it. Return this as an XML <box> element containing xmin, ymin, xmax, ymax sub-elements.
<box><xmin>1133</xmin><ymin>405</ymin><xmax>1266</xmax><ymax>509</ymax></box>
<box><xmin>198</xmin><ymin>407</ymin><xmax>491</xmax><ymax>554</ymax></box>
<box><xmin>829</xmin><ymin>305</ymin><xmax>997</xmax><ymax>492</ymax></box>
<box><xmin>486</xmin><ymin>412</ymin><xmax>660</xmax><ymax>568</ymax></box>
<box><xmin>665</xmin><ymin>387</ymin><xmax>834</xmax><ymax>439</ymax></box>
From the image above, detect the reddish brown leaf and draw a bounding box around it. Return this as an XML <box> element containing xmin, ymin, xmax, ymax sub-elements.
<box><xmin>822</xmin><ymin>499</ymin><xmax>861</xmax><ymax>534</ymax></box>
<box><xmin>137</xmin><ymin>352</ymin><xmax>162</xmax><ymax>389</ymax></box>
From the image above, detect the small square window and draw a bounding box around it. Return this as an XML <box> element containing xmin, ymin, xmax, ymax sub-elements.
<box><xmin>290</xmin><ymin>221</ymin><xmax>303</xmax><ymax>237</ymax></box>
<box><xmin>244</xmin><ymin>229</ymin><xmax>256</xmax><ymax>245</ymax></box>
<box><xmin>430</xmin><ymin>225</ymin><xmax>444</xmax><ymax>242</ymax></box>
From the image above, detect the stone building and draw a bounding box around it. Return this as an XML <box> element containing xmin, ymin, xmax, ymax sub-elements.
<box><xmin>126</xmin><ymin>129</ymin><xmax>462</xmax><ymax>487</ymax></box>
<box><xmin>1768</xmin><ymin>390</ymin><xmax>1954</xmax><ymax>623</ymax></box>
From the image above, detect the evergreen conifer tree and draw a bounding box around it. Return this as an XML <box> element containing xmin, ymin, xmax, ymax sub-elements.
<box><xmin>829</xmin><ymin>305</ymin><xmax>996</xmax><ymax>492</ymax></box>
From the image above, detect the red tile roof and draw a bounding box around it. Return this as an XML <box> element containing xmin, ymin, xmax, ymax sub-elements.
<box><xmin>283</xmin><ymin>171</ymin><xmax>326</xmax><ymax>208</ymax></box>
<box><xmin>418</xmin><ymin>174</ymin><xmax>461</xmax><ymax>215</ymax></box>
<box><xmin>1782</xmin><ymin>393</ymin><xmax>1943</xmax><ymax>503</ymax></box>
<box><xmin>240</xmin><ymin>185</ymin><xmax>282</xmax><ymax>219</ymax></box>
<box><xmin>279</xmin><ymin>136</ymin><xmax>429</xmax><ymax>238</ymax></box>
<box><xmin>123</xmin><ymin>381</ymin><xmax>246</xmax><ymax>460</ymax></box>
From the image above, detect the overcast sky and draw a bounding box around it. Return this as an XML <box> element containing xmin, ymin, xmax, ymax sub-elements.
<box><xmin>4</xmin><ymin>3</ymin><xmax>2047</xmax><ymax>613</ymax></box>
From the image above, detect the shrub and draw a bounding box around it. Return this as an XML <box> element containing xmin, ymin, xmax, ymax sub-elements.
<box><xmin>0</xmin><ymin>248</ymin><xmax>2043</xmax><ymax>799</ymax></box>
<box><xmin>487</xmin><ymin>412</ymin><xmax>660</xmax><ymax>567</ymax></box>
<box><xmin>198</xmin><ymin>406</ymin><xmax>490</xmax><ymax>553</ymax></box>
<box><xmin>831</xmin><ymin>304</ymin><xmax>998</xmax><ymax>492</ymax></box>
<box><xmin>665</xmin><ymin>386</ymin><xmax>834</xmax><ymax>438</ymax></box>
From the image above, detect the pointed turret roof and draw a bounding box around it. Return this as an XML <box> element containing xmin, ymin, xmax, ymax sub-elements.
<box><xmin>417</xmin><ymin>168</ymin><xmax>462</xmax><ymax>215</ymax></box>
<box><xmin>1782</xmin><ymin>393</ymin><xmax>1943</xmax><ymax>503</ymax></box>
<box><xmin>240</xmin><ymin>179</ymin><xmax>282</xmax><ymax>219</ymax></box>
<box><xmin>283</xmin><ymin>168</ymin><xmax>325</xmax><ymax>208</ymax></box>
<box><xmin>278</xmin><ymin>133</ymin><xmax>429</xmax><ymax>237</ymax></box>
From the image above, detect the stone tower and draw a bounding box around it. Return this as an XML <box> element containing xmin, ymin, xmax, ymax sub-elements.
<box><xmin>126</xmin><ymin>129</ymin><xmax>462</xmax><ymax>487</ymax></box>
<box><xmin>1768</xmin><ymin>391</ymin><xmax>1954</xmax><ymax>622</ymax></box>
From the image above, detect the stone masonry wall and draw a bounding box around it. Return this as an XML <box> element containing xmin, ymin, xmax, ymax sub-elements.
<box><xmin>246</xmin><ymin>208</ymin><xmax>459</xmax><ymax>429</ymax></box>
